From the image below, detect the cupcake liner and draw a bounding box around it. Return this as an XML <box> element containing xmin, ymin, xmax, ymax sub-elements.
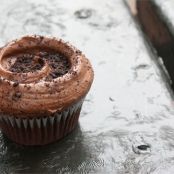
<box><xmin>0</xmin><ymin>100</ymin><xmax>83</xmax><ymax>145</ymax></box>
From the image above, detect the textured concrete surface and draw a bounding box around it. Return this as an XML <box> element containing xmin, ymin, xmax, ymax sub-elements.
<box><xmin>0</xmin><ymin>0</ymin><xmax>174</xmax><ymax>173</ymax></box>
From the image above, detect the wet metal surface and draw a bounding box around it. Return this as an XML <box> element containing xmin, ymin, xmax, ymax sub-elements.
<box><xmin>0</xmin><ymin>0</ymin><xmax>174</xmax><ymax>173</ymax></box>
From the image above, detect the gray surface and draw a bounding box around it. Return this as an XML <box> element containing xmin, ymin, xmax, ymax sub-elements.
<box><xmin>0</xmin><ymin>0</ymin><xmax>174</xmax><ymax>173</ymax></box>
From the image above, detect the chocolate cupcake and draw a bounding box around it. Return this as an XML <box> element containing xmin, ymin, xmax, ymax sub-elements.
<box><xmin>0</xmin><ymin>35</ymin><xmax>94</xmax><ymax>145</ymax></box>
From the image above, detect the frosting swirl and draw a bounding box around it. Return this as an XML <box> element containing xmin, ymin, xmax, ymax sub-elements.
<box><xmin>0</xmin><ymin>35</ymin><xmax>94</xmax><ymax>117</ymax></box>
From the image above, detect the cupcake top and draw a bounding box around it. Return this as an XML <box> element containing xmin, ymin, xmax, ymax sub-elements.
<box><xmin>0</xmin><ymin>35</ymin><xmax>94</xmax><ymax>117</ymax></box>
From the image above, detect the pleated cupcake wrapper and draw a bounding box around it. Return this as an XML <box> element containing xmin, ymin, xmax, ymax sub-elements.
<box><xmin>0</xmin><ymin>100</ymin><xmax>83</xmax><ymax>145</ymax></box>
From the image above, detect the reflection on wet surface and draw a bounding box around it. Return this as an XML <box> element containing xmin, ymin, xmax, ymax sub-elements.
<box><xmin>0</xmin><ymin>125</ymin><xmax>103</xmax><ymax>173</ymax></box>
<box><xmin>0</xmin><ymin>0</ymin><xmax>174</xmax><ymax>173</ymax></box>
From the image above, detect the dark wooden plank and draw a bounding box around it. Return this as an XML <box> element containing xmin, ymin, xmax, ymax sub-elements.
<box><xmin>127</xmin><ymin>0</ymin><xmax>174</xmax><ymax>90</ymax></box>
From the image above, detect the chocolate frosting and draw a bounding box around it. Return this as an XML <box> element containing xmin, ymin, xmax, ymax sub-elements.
<box><xmin>0</xmin><ymin>35</ymin><xmax>94</xmax><ymax>117</ymax></box>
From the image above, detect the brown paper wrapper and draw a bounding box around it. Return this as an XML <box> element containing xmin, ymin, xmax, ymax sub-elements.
<box><xmin>0</xmin><ymin>100</ymin><xmax>83</xmax><ymax>145</ymax></box>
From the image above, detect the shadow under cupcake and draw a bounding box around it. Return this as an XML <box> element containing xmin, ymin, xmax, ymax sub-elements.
<box><xmin>0</xmin><ymin>35</ymin><xmax>94</xmax><ymax>145</ymax></box>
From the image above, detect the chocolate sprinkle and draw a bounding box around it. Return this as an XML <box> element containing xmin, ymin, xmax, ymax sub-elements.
<box><xmin>10</xmin><ymin>54</ymin><xmax>43</xmax><ymax>73</ymax></box>
<box><xmin>12</xmin><ymin>92</ymin><xmax>22</xmax><ymax>101</ymax></box>
<box><xmin>13</xmin><ymin>80</ymin><xmax>19</xmax><ymax>87</ymax></box>
<box><xmin>43</xmin><ymin>52</ymin><xmax>70</xmax><ymax>81</ymax></box>
<box><xmin>9</xmin><ymin>51</ymin><xmax>70</xmax><ymax>80</ymax></box>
